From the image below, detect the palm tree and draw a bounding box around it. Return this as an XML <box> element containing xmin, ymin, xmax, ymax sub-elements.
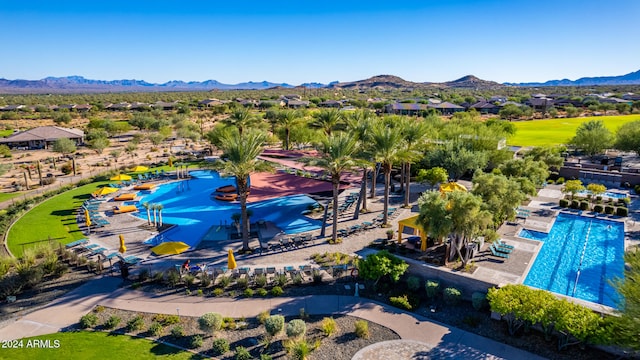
<box><xmin>306</xmin><ymin>132</ymin><xmax>359</xmax><ymax>243</ymax></box>
<box><xmin>152</xmin><ymin>204</ymin><xmax>159</xmax><ymax>227</ymax></box>
<box><xmin>370</xmin><ymin>121</ymin><xmax>407</xmax><ymax>226</ymax></box>
<box><xmin>142</xmin><ymin>202</ymin><xmax>151</xmax><ymax>225</ymax></box>
<box><xmin>312</xmin><ymin>109</ymin><xmax>343</xmax><ymax>136</ymax></box>
<box><xmin>276</xmin><ymin>110</ymin><xmax>302</xmax><ymax>150</ymax></box>
<box><xmin>223</xmin><ymin>108</ymin><xmax>259</xmax><ymax>136</ymax></box>
<box><xmin>218</xmin><ymin>130</ymin><xmax>270</xmax><ymax>251</ymax></box>
<box><xmin>157</xmin><ymin>203</ymin><xmax>164</xmax><ymax>227</ymax></box>
<box><xmin>346</xmin><ymin>110</ymin><xmax>375</xmax><ymax>214</ymax></box>
<box><xmin>399</xmin><ymin>118</ymin><xmax>431</xmax><ymax>207</ymax></box>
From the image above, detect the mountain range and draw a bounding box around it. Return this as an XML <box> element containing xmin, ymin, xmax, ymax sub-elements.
<box><xmin>0</xmin><ymin>70</ymin><xmax>638</xmax><ymax>94</ymax></box>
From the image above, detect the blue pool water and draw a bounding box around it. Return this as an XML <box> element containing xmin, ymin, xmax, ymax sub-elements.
<box><xmin>576</xmin><ymin>190</ymin><xmax>628</xmax><ymax>199</ymax></box>
<box><xmin>134</xmin><ymin>170</ymin><xmax>321</xmax><ymax>248</ymax></box>
<box><xmin>520</xmin><ymin>213</ymin><xmax>624</xmax><ymax>308</ymax></box>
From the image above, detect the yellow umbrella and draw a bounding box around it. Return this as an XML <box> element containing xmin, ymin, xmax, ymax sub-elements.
<box><xmin>110</xmin><ymin>174</ymin><xmax>132</xmax><ymax>181</ymax></box>
<box><xmin>227</xmin><ymin>249</ymin><xmax>237</xmax><ymax>270</ymax></box>
<box><xmin>439</xmin><ymin>182</ymin><xmax>467</xmax><ymax>194</ymax></box>
<box><xmin>119</xmin><ymin>234</ymin><xmax>127</xmax><ymax>254</ymax></box>
<box><xmin>168</xmin><ymin>157</ymin><xmax>173</xmax><ymax>167</ymax></box>
<box><xmin>92</xmin><ymin>187</ymin><xmax>118</xmax><ymax>197</ymax></box>
<box><xmin>151</xmin><ymin>241</ymin><xmax>190</xmax><ymax>255</ymax></box>
<box><xmin>84</xmin><ymin>209</ymin><xmax>91</xmax><ymax>228</ymax></box>
<box><xmin>131</xmin><ymin>165</ymin><xmax>149</xmax><ymax>172</ymax></box>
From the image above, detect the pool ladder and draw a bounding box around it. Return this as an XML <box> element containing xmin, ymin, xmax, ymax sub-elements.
<box><xmin>572</xmin><ymin>220</ymin><xmax>592</xmax><ymax>297</ymax></box>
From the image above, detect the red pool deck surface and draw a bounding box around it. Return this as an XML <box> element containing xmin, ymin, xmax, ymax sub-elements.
<box><xmin>247</xmin><ymin>171</ymin><xmax>354</xmax><ymax>202</ymax></box>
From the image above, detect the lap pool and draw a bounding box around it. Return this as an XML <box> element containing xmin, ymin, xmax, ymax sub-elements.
<box><xmin>134</xmin><ymin>170</ymin><xmax>321</xmax><ymax>248</ymax></box>
<box><xmin>519</xmin><ymin>213</ymin><xmax>624</xmax><ymax>308</ymax></box>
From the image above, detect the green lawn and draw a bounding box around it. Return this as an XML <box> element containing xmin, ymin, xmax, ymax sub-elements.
<box><xmin>0</xmin><ymin>191</ymin><xmax>24</xmax><ymax>203</ymax></box>
<box><xmin>7</xmin><ymin>181</ymin><xmax>108</xmax><ymax>257</ymax></box>
<box><xmin>508</xmin><ymin>114</ymin><xmax>640</xmax><ymax>147</ymax></box>
<box><xmin>0</xmin><ymin>129</ymin><xmax>13</xmax><ymax>138</ymax></box>
<box><xmin>0</xmin><ymin>331</ymin><xmax>203</xmax><ymax>360</ymax></box>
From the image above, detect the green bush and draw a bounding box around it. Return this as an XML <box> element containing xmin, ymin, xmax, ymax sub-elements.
<box><xmin>104</xmin><ymin>315</ymin><xmax>121</xmax><ymax>330</ymax></box>
<box><xmin>354</xmin><ymin>320</ymin><xmax>369</xmax><ymax>339</ymax></box>
<box><xmin>616</xmin><ymin>207</ymin><xmax>629</xmax><ymax>217</ymax></box>
<box><xmin>389</xmin><ymin>294</ymin><xmax>412</xmax><ymax>310</ymax></box>
<box><xmin>235</xmin><ymin>346</ymin><xmax>252</xmax><ymax>360</ymax></box>
<box><xmin>286</xmin><ymin>339</ymin><xmax>313</xmax><ymax>360</ymax></box>
<box><xmin>80</xmin><ymin>313</ymin><xmax>98</xmax><ymax>329</ymax></box>
<box><xmin>593</xmin><ymin>205</ymin><xmax>604</xmax><ymax>213</ymax></box>
<box><xmin>274</xmin><ymin>274</ymin><xmax>288</xmax><ymax>287</ymax></box>
<box><xmin>321</xmin><ymin>317</ymin><xmax>337</xmax><ymax>337</ymax></box>
<box><xmin>255</xmin><ymin>274</ymin><xmax>267</xmax><ymax>287</ymax></box>
<box><xmin>406</xmin><ymin>276</ymin><xmax>421</xmax><ymax>291</ymax></box>
<box><xmin>312</xmin><ymin>270</ymin><xmax>323</xmax><ymax>284</ymax></box>
<box><xmin>257</xmin><ymin>288</ymin><xmax>268</xmax><ymax>297</ymax></box>
<box><xmin>425</xmin><ymin>280</ymin><xmax>440</xmax><ymax>299</ymax></box>
<box><xmin>471</xmin><ymin>292</ymin><xmax>488</xmax><ymax>310</ymax></box>
<box><xmin>286</xmin><ymin>319</ymin><xmax>307</xmax><ymax>338</ymax></box>
<box><xmin>605</xmin><ymin>205</ymin><xmax>614</xmax><ymax>214</ymax></box>
<box><xmin>127</xmin><ymin>315</ymin><xmax>145</xmax><ymax>332</ymax></box>
<box><xmin>271</xmin><ymin>286</ymin><xmax>284</xmax><ymax>296</ymax></box>
<box><xmin>569</xmin><ymin>200</ymin><xmax>579</xmax><ymax>209</ymax></box>
<box><xmin>443</xmin><ymin>287</ymin><xmax>462</xmax><ymax>305</ymax></box>
<box><xmin>579</xmin><ymin>201</ymin><xmax>589</xmax><ymax>210</ymax></box>
<box><xmin>183</xmin><ymin>274</ymin><xmax>196</xmax><ymax>287</ymax></box>
<box><xmin>212</xmin><ymin>288</ymin><xmax>224</xmax><ymax>296</ymax></box>
<box><xmin>189</xmin><ymin>334</ymin><xmax>203</xmax><ymax>349</ymax></box>
<box><xmin>171</xmin><ymin>325</ymin><xmax>185</xmax><ymax>338</ymax></box>
<box><xmin>558</xmin><ymin>199</ymin><xmax>569</xmax><ymax>208</ymax></box>
<box><xmin>243</xmin><ymin>288</ymin><xmax>254</xmax><ymax>297</ymax></box>
<box><xmin>634</xmin><ymin>184</ymin><xmax>640</xmax><ymax>194</ymax></box>
<box><xmin>218</xmin><ymin>276</ymin><xmax>231</xmax><ymax>288</ymax></box>
<box><xmin>257</xmin><ymin>310</ymin><xmax>270</xmax><ymax>324</ymax></box>
<box><xmin>237</xmin><ymin>277</ymin><xmax>249</xmax><ymax>289</ymax></box>
<box><xmin>198</xmin><ymin>312</ymin><xmax>223</xmax><ymax>333</ymax></box>
<box><xmin>556</xmin><ymin>177</ymin><xmax>565</xmax><ymax>184</ymax></box>
<box><xmin>260</xmin><ymin>354</ymin><xmax>273</xmax><ymax>360</ymax></box>
<box><xmin>222</xmin><ymin>317</ymin><xmax>237</xmax><ymax>330</ymax></box>
<box><xmin>264</xmin><ymin>315</ymin><xmax>285</xmax><ymax>336</ymax></box>
<box><xmin>212</xmin><ymin>338</ymin><xmax>230</xmax><ymax>356</ymax></box>
<box><xmin>151</xmin><ymin>314</ymin><xmax>180</xmax><ymax>326</ymax></box>
<box><xmin>292</xmin><ymin>273</ymin><xmax>303</xmax><ymax>285</ymax></box>
<box><xmin>149</xmin><ymin>322</ymin><xmax>164</xmax><ymax>336</ymax></box>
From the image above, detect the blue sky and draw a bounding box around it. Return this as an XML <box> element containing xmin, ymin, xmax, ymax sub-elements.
<box><xmin>1</xmin><ymin>0</ymin><xmax>639</xmax><ymax>85</ymax></box>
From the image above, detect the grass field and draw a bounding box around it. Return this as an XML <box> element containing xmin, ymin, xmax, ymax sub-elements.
<box><xmin>0</xmin><ymin>129</ymin><xmax>13</xmax><ymax>138</ymax></box>
<box><xmin>0</xmin><ymin>331</ymin><xmax>203</xmax><ymax>360</ymax></box>
<box><xmin>7</xmin><ymin>181</ymin><xmax>108</xmax><ymax>257</ymax></box>
<box><xmin>508</xmin><ymin>114</ymin><xmax>640</xmax><ymax>147</ymax></box>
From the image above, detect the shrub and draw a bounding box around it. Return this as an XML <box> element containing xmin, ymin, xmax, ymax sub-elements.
<box><xmin>183</xmin><ymin>274</ymin><xmax>196</xmax><ymax>287</ymax></box>
<box><xmin>255</xmin><ymin>274</ymin><xmax>267</xmax><ymax>287</ymax></box>
<box><xmin>152</xmin><ymin>314</ymin><xmax>180</xmax><ymax>326</ymax></box>
<box><xmin>189</xmin><ymin>334</ymin><xmax>203</xmax><ymax>349</ymax></box>
<box><xmin>198</xmin><ymin>312</ymin><xmax>223</xmax><ymax>333</ymax></box>
<box><xmin>286</xmin><ymin>319</ymin><xmax>307</xmax><ymax>338</ymax></box>
<box><xmin>274</xmin><ymin>274</ymin><xmax>288</xmax><ymax>287</ymax></box>
<box><xmin>579</xmin><ymin>201</ymin><xmax>589</xmax><ymax>210</ymax></box>
<box><xmin>605</xmin><ymin>205</ymin><xmax>614</xmax><ymax>214</ymax></box>
<box><xmin>556</xmin><ymin>177</ymin><xmax>565</xmax><ymax>184</ymax></box>
<box><xmin>406</xmin><ymin>276</ymin><xmax>421</xmax><ymax>291</ymax></box>
<box><xmin>171</xmin><ymin>325</ymin><xmax>185</xmax><ymax>338</ymax></box>
<box><xmin>200</xmin><ymin>273</ymin><xmax>212</xmax><ymax>287</ymax></box>
<box><xmin>312</xmin><ymin>270</ymin><xmax>323</xmax><ymax>285</ymax></box>
<box><xmin>235</xmin><ymin>346</ymin><xmax>252</xmax><ymax>360</ymax></box>
<box><xmin>212</xmin><ymin>338</ymin><xmax>230</xmax><ymax>356</ymax></box>
<box><xmin>237</xmin><ymin>277</ymin><xmax>249</xmax><ymax>289</ymax></box>
<box><xmin>243</xmin><ymin>288</ymin><xmax>254</xmax><ymax>297</ymax></box>
<box><xmin>389</xmin><ymin>294</ymin><xmax>412</xmax><ymax>310</ymax></box>
<box><xmin>257</xmin><ymin>288</ymin><xmax>268</xmax><ymax>297</ymax></box>
<box><xmin>218</xmin><ymin>276</ymin><xmax>232</xmax><ymax>288</ymax></box>
<box><xmin>286</xmin><ymin>339</ymin><xmax>313</xmax><ymax>360</ymax></box>
<box><xmin>94</xmin><ymin>305</ymin><xmax>105</xmax><ymax>313</ymax></box>
<box><xmin>321</xmin><ymin>317</ymin><xmax>337</xmax><ymax>337</ymax></box>
<box><xmin>80</xmin><ymin>313</ymin><xmax>98</xmax><ymax>329</ymax></box>
<box><xmin>264</xmin><ymin>315</ymin><xmax>285</xmax><ymax>336</ymax></box>
<box><xmin>212</xmin><ymin>288</ymin><xmax>224</xmax><ymax>297</ymax></box>
<box><xmin>443</xmin><ymin>287</ymin><xmax>462</xmax><ymax>305</ymax></box>
<box><xmin>271</xmin><ymin>286</ymin><xmax>284</xmax><ymax>296</ymax></box>
<box><xmin>292</xmin><ymin>274</ymin><xmax>303</xmax><ymax>285</ymax></box>
<box><xmin>635</xmin><ymin>184</ymin><xmax>640</xmax><ymax>194</ymax></box>
<box><xmin>223</xmin><ymin>317</ymin><xmax>237</xmax><ymax>330</ymax></box>
<box><xmin>104</xmin><ymin>315</ymin><xmax>121</xmax><ymax>330</ymax></box>
<box><xmin>138</xmin><ymin>268</ymin><xmax>150</xmax><ymax>281</ymax></box>
<box><xmin>558</xmin><ymin>199</ymin><xmax>569</xmax><ymax>208</ymax></box>
<box><xmin>167</xmin><ymin>269</ymin><xmax>181</xmax><ymax>287</ymax></box>
<box><xmin>471</xmin><ymin>292</ymin><xmax>488</xmax><ymax>310</ymax></box>
<box><xmin>257</xmin><ymin>310</ymin><xmax>270</xmax><ymax>324</ymax></box>
<box><xmin>127</xmin><ymin>315</ymin><xmax>145</xmax><ymax>332</ymax></box>
<box><xmin>425</xmin><ymin>280</ymin><xmax>440</xmax><ymax>299</ymax></box>
<box><xmin>354</xmin><ymin>320</ymin><xmax>369</xmax><ymax>339</ymax></box>
<box><xmin>260</xmin><ymin>354</ymin><xmax>273</xmax><ymax>360</ymax></box>
<box><xmin>617</xmin><ymin>207</ymin><xmax>629</xmax><ymax>217</ymax></box>
<box><xmin>570</xmin><ymin>200</ymin><xmax>579</xmax><ymax>209</ymax></box>
<box><xmin>593</xmin><ymin>205</ymin><xmax>604</xmax><ymax>213</ymax></box>
<box><xmin>149</xmin><ymin>322</ymin><xmax>164</xmax><ymax>336</ymax></box>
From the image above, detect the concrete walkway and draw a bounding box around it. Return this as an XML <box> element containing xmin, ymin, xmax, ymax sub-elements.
<box><xmin>0</xmin><ymin>277</ymin><xmax>545</xmax><ymax>359</ymax></box>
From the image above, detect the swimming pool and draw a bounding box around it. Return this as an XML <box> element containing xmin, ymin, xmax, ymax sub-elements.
<box><xmin>576</xmin><ymin>190</ymin><xmax>628</xmax><ymax>200</ymax></box>
<box><xmin>520</xmin><ymin>213</ymin><xmax>624</xmax><ymax>308</ymax></box>
<box><xmin>135</xmin><ymin>170</ymin><xmax>321</xmax><ymax>248</ymax></box>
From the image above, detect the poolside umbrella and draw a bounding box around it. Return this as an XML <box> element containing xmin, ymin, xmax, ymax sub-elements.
<box><xmin>118</xmin><ymin>234</ymin><xmax>127</xmax><ymax>254</ymax></box>
<box><xmin>438</xmin><ymin>182</ymin><xmax>467</xmax><ymax>194</ymax></box>
<box><xmin>151</xmin><ymin>241</ymin><xmax>190</xmax><ymax>255</ymax></box>
<box><xmin>84</xmin><ymin>209</ymin><xmax>91</xmax><ymax>228</ymax></box>
<box><xmin>227</xmin><ymin>249</ymin><xmax>237</xmax><ymax>270</ymax></box>
<box><xmin>92</xmin><ymin>187</ymin><xmax>118</xmax><ymax>197</ymax></box>
<box><xmin>131</xmin><ymin>165</ymin><xmax>149</xmax><ymax>172</ymax></box>
<box><xmin>110</xmin><ymin>174</ymin><xmax>132</xmax><ymax>181</ymax></box>
<box><xmin>168</xmin><ymin>157</ymin><xmax>173</xmax><ymax>167</ymax></box>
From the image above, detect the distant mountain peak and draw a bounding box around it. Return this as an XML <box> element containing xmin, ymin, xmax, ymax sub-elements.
<box><xmin>506</xmin><ymin>69</ymin><xmax>640</xmax><ymax>87</ymax></box>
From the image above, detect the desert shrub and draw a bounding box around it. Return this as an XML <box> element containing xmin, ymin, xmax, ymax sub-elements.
<box><xmin>171</xmin><ymin>325</ymin><xmax>185</xmax><ymax>338</ymax></box>
<box><xmin>127</xmin><ymin>315</ymin><xmax>145</xmax><ymax>332</ymax></box>
<box><xmin>321</xmin><ymin>317</ymin><xmax>337</xmax><ymax>337</ymax></box>
<box><xmin>237</xmin><ymin>277</ymin><xmax>249</xmax><ymax>289</ymax></box>
<box><xmin>138</xmin><ymin>268</ymin><xmax>150</xmax><ymax>281</ymax></box>
<box><xmin>94</xmin><ymin>305</ymin><xmax>105</xmax><ymax>313</ymax></box>
<box><xmin>260</xmin><ymin>354</ymin><xmax>273</xmax><ymax>360</ymax></box>
<box><xmin>292</xmin><ymin>273</ymin><xmax>303</xmax><ymax>285</ymax></box>
<box><xmin>472</xmin><ymin>292</ymin><xmax>488</xmax><ymax>310</ymax></box>
<box><xmin>406</xmin><ymin>276</ymin><xmax>421</xmax><ymax>291</ymax></box>
<box><xmin>312</xmin><ymin>270</ymin><xmax>323</xmax><ymax>284</ymax></box>
<box><xmin>593</xmin><ymin>205</ymin><xmax>604</xmax><ymax>213</ymax></box>
<box><xmin>153</xmin><ymin>271</ymin><xmax>164</xmax><ymax>283</ymax></box>
<box><xmin>286</xmin><ymin>319</ymin><xmax>306</xmax><ymax>338</ymax></box>
<box><xmin>271</xmin><ymin>286</ymin><xmax>284</xmax><ymax>296</ymax></box>
<box><xmin>605</xmin><ymin>205</ymin><xmax>614</xmax><ymax>214</ymax></box>
<box><xmin>570</xmin><ymin>200</ymin><xmax>579</xmax><ymax>209</ymax></box>
<box><xmin>257</xmin><ymin>310</ymin><xmax>270</xmax><ymax>324</ymax></box>
<box><xmin>200</xmin><ymin>273</ymin><xmax>212</xmax><ymax>287</ymax></box>
<box><xmin>189</xmin><ymin>334</ymin><xmax>203</xmax><ymax>349</ymax></box>
<box><xmin>212</xmin><ymin>338</ymin><xmax>230</xmax><ymax>356</ymax></box>
<box><xmin>389</xmin><ymin>294</ymin><xmax>412</xmax><ymax>310</ymax></box>
<box><xmin>264</xmin><ymin>315</ymin><xmax>285</xmax><ymax>336</ymax></box>
<box><xmin>243</xmin><ymin>288</ymin><xmax>254</xmax><ymax>297</ymax></box>
<box><xmin>257</xmin><ymin>288</ymin><xmax>268</xmax><ymax>297</ymax></box>
<box><xmin>558</xmin><ymin>199</ymin><xmax>569</xmax><ymax>208</ymax></box>
<box><xmin>274</xmin><ymin>274</ymin><xmax>288</xmax><ymax>287</ymax></box>
<box><xmin>443</xmin><ymin>287</ymin><xmax>462</xmax><ymax>305</ymax></box>
<box><xmin>425</xmin><ymin>280</ymin><xmax>440</xmax><ymax>299</ymax></box>
<box><xmin>218</xmin><ymin>276</ymin><xmax>232</xmax><ymax>288</ymax></box>
<box><xmin>635</xmin><ymin>184</ymin><xmax>640</xmax><ymax>194</ymax></box>
<box><xmin>152</xmin><ymin>314</ymin><xmax>180</xmax><ymax>326</ymax></box>
<box><xmin>197</xmin><ymin>289</ymin><xmax>204</xmax><ymax>296</ymax></box>
<box><xmin>235</xmin><ymin>346</ymin><xmax>251</xmax><ymax>360</ymax></box>
<box><xmin>104</xmin><ymin>315</ymin><xmax>121</xmax><ymax>330</ymax></box>
<box><xmin>579</xmin><ymin>201</ymin><xmax>589</xmax><ymax>210</ymax></box>
<box><xmin>183</xmin><ymin>274</ymin><xmax>196</xmax><ymax>287</ymax></box>
<box><xmin>286</xmin><ymin>339</ymin><xmax>314</xmax><ymax>360</ymax></box>
<box><xmin>354</xmin><ymin>320</ymin><xmax>369</xmax><ymax>339</ymax></box>
<box><xmin>617</xmin><ymin>207</ymin><xmax>629</xmax><ymax>217</ymax></box>
<box><xmin>80</xmin><ymin>313</ymin><xmax>98</xmax><ymax>329</ymax></box>
<box><xmin>185</xmin><ymin>289</ymin><xmax>191</xmax><ymax>296</ymax></box>
<box><xmin>255</xmin><ymin>274</ymin><xmax>267</xmax><ymax>287</ymax></box>
<box><xmin>149</xmin><ymin>322</ymin><xmax>164</xmax><ymax>336</ymax></box>
<box><xmin>556</xmin><ymin>177</ymin><xmax>565</xmax><ymax>184</ymax></box>
<box><xmin>198</xmin><ymin>312</ymin><xmax>223</xmax><ymax>333</ymax></box>
<box><xmin>212</xmin><ymin>288</ymin><xmax>224</xmax><ymax>296</ymax></box>
<box><xmin>166</xmin><ymin>269</ymin><xmax>181</xmax><ymax>287</ymax></box>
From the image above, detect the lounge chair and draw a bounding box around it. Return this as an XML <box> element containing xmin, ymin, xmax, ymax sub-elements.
<box><xmin>133</xmin><ymin>183</ymin><xmax>155</xmax><ymax>191</ymax></box>
<box><xmin>497</xmin><ymin>240</ymin><xmax>515</xmax><ymax>250</ymax></box>
<box><xmin>113</xmin><ymin>205</ymin><xmax>138</xmax><ymax>214</ymax></box>
<box><xmin>489</xmin><ymin>244</ymin><xmax>510</xmax><ymax>258</ymax></box>
<box><xmin>492</xmin><ymin>242</ymin><xmax>512</xmax><ymax>254</ymax></box>
<box><xmin>86</xmin><ymin>247</ymin><xmax>107</xmax><ymax>257</ymax></box>
<box><xmin>65</xmin><ymin>238</ymin><xmax>89</xmax><ymax>249</ymax></box>
<box><xmin>113</xmin><ymin>193</ymin><xmax>137</xmax><ymax>201</ymax></box>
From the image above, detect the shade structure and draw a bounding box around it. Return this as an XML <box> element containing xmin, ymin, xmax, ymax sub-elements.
<box><xmin>92</xmin><ymin>187</ymin><xmax>118</xmax><ymax>197</ymax></box>
<box><xmin>397</xmin><ymin>215</ymin><xmax>428</xmax><ymax>251</ymax></box>
<box><xmin>151</xmin><ymin>241</ymin><xmax>190</xmax><ymax>255</ymax></box>
<box><xmin>439</xmin><ymin>182</ymin><xmax>467</xmax><ymax>194</ymax></box>
<box><xmin>119</xmin><ymin>234</ymin><xmax>127</xmax><ymax>254</ymax></box>
<box><xmin>84</xmin><ymin>209</ymin><xmax>91</xmax><ymax>228</ymax></box>
<box><xmin>110</xmin><ymin>174</ymin><xmax>132</xmax><ymax>181</ymax></box>
<box><xmin>131</xmin><ymin>165</ymin><xmax>149</xmax><ymax>172</ymax></box>
<box><xmin>227</xmin><ymin>249</ymin><xmax>237</xmax><ymax>270</ymax></box>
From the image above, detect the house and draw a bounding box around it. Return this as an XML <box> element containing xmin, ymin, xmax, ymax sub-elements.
<box><xmin>106</xmin><ymin>102</ymin><xmax>131</xmax><ymax>111</ymax></box>
<box><xmin>75</xmin><ymin>104</ymin><xmax>93</xmax><ymax>112</ymax></box>
<box><xmin>152</xmin><ymin>101</ymin><xmax>179</xmax><ymax>110</ymax></box>
<box><xmin>526</xmin><ymin>97</ymin><xmax>554</xmax><ymax>112</ymax></box>
<box><xmin>468</xmin><ymin>101</ymin><xmax>500</xmax><ymax>114</ymax></box>
<box><xmin>198</xmin><ymin>98</ymin><xmax>225</xmax><ymax>107</ymax></box>
<box><xmin>0</xmin><ymin>105</ymin><xmax>26</xmax><ymax>112</ymax></box>
<box><xmin>429</xmin><ymin>101</ymin><xmax>465</xmax><ymax>115</ymax></box>
<box><xmin>385</xmin><ymin>103</ymin><xmax>428</xmax><ymax>116</ymax></box>
<box><xmin>285</xmin><ymin>99</ymin><xmax>310</xmax><ymax>108</ymax></box>
<box><xmin>0</xmin><ymin>126</ymin><xmax>84</xmax><ymax>150</ymax></box>
<box><xmin>318</xmin><ymin>100</ymin><xmax>342</xmax><ymax>108</ymax></box>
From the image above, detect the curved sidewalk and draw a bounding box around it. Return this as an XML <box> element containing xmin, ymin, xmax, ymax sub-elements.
<box><xmin>0</xmin><ymin>277</ymin><xmax>545</xmax><ymax>359</ymax></box>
